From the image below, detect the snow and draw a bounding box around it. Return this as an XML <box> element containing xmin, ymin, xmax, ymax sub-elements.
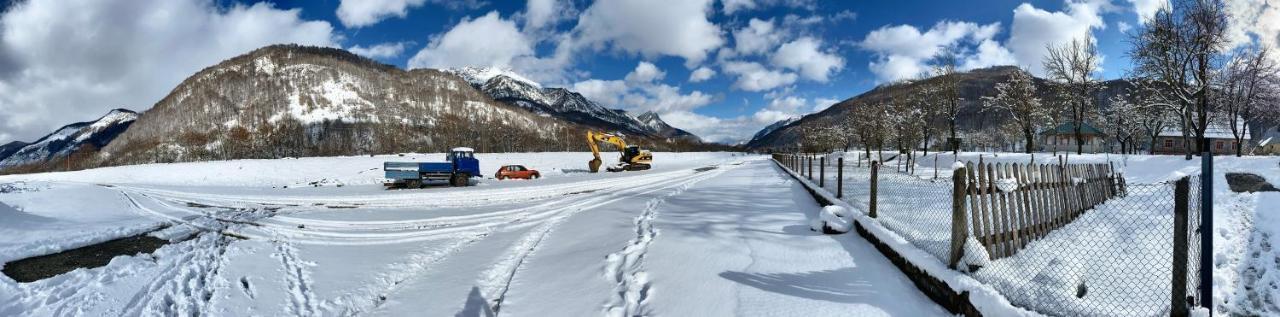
<box><xmin>813</xmin><ymin>205</ymin><xmax>854</xmax><ymax>233</ymax></box>
<box><xmin>0</xmin><ymin>153</ymin><xmax>947</xmax><ymax>316</ymax></box>
<box><xmin>446</xmin><ymin>66</ymin><xmax>542</xmax><ymax>88</ymax></box>
<box><xmin>451</xmin><ymin>147</ymin><xmax>474</xmax><ymax>152</ymax></box>
<box><xmin>802</xmin><ymin>149</ymin><xmax>1280</xmax><ymax>316</ymax></box>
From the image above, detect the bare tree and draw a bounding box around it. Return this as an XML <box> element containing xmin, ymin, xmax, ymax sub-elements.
<box><xmin>933</xmin><ymin>49</ymin><xmax>963</xmax><ymax>155</ymax></box>
<box><xmin>1130</xmin><ymin>0</ymin><xmax>1229</xmax><ymax>159</ymax></box>
<box><xmin>1215</xmin><ymin>47</ymin><xmax>1278</xmax><ymax>156</ymax></box>
<box><xmin>1043</xmin><ymin>37</ymin><xmax>1101</xmax><ymax>155</ymax></box>
<box><xmin>981</xmin><ymin>67</ymin><xmax>1047</xmax><ymax>153</ymax></box>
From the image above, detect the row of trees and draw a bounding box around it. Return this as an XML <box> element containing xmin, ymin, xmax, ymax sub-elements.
<box><xmin>796</xmin><ymin>0</ymin><xmax>1277</xmax><ymax>158</ymax></box>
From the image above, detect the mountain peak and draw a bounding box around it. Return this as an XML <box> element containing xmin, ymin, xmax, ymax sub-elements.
<box><xmin>446</xmin><ymin>66</ymin><xmax>541</xmax><ymax>88</ymax></box>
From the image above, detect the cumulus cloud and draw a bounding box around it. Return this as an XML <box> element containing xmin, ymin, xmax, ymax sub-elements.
<box><xmin>721</xmin><ymin>61</ymin><xmax>797</xmax><ymax>91</ymax></box>
<box><xmin>0</xmin><ymin>0</ymin><xmax>337</xmax><ymax>142</ymax></box>
<box><xmin>348</xmin><ymin>41</ymin><xmax>411</xmax><ymax>59</ymax></box>
<box><xmin>771</xmin><ymin>37</ymin><xmax>844</xmax><ymax>82</ymax></box>
<box><xmin>625</xmin><ymin>61</ymin><xmax>666</xmax><ymax>83</ymax></box>
<box><xmin>1127</xmin><ymin>0</ymin><xmax>1168</xmax><ymax>22</ymax></box>
<box><xmin>1006</xmin><ymin>1</ymin><xmax>1110</xmax><ymax>75</ymax></box>
<box><xmin>572</xmin><ymin>62</ymin><xmax>714</xmax><ymax>114</ymax></box>
<box><xmin>689</xmin><ymin>66</ymin><xmax>716</xmax><ymax>82</ymax></box>
<box><xmin>407</xmin><ymin>11</ymin><xmax>533</xmax><ymax>70</ymax></box>
<box><xmin>732</xmin><ymin>18</ymin><xmax>783</xmax><ymax>55</ymax></box>
<box><xmin>522</xmin><ymin>0</ymin><xmax>574</xmax><ymax>30</ymax></box>
<box><xmin>859</xmin><ymin>21</ymin><xmax>1005</xmax><ymax>81</ymax></box>
<box><xmin>336</xmin><ymin>0</ymin><xmax>486</xmax><ymax>28</ymax></box>
<box><xmin>572</xmin><ymin>0</ymin><xmax>723</xmax><ymax>67</ymax></box>
<box><xmin>721</xmin><ymin>0</ymin><xmax>816</xmax><ymax>15</ymax></box>
<box><xmin>1224</xmin><ymin>0</ymin><xmax>1280</xmax><ymax>60</ymax></box>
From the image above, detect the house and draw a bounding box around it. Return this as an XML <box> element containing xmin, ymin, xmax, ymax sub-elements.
<box><xmin>1040</xmin><ymin>122</ymin><xmax>1108</xmax><ymax>153</ymax></box>
<box><xmin>1253</xmin><ymin>126</ymin><xmax>1280</xmax><ymax>155</ymax></box>
<box><xmin>1152</xmin><ymin>121</ymin><xmax>1250</xmax><ymax>155</ymax></box>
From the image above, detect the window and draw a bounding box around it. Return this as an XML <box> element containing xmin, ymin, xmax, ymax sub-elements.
<box><xmin>1216</xmin><ymin>141</ymin><xmax>1224</xmax><ymax>150</ymax></box>
<box><xmin>1164</xmin><ymin>139</ymin><xmax>1173</xmax><ymax>148</ymax></box>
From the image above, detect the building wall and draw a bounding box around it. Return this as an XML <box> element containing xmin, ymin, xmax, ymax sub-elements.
<box><xmin>1040</xmin><ymin>134</ymin><xmax>1107</xmax><ymax>153</ymax></box>
<box><xmin>1152</xmin><ymin>136</ymin><xmax>1246</xmax><ymax>155</ymax></box>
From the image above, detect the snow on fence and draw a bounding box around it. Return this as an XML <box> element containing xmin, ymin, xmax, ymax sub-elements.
<box><xmin>771</xmin><ymin>153</ymin><xmax>1206</xmax><ymax>317</ymax></box>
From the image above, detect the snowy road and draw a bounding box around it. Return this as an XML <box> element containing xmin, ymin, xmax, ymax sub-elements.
<box><xmin>1</xmin><ymin>156</ymin><xmax>946</xmax><ymax>316</ymax></box>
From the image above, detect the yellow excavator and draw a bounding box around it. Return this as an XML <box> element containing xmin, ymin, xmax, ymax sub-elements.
<box><xmin>586</xmin><ymin>131</ymin><xmax>653</xmax><ymax>172</ymax></box>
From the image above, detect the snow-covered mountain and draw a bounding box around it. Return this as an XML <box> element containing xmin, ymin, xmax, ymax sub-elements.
<box><xmin>453</xmin><ymin>67</ymin><xmax>699</xmax><ymax>141</ymax></box>
<box><xmin>99</xmin><ymin>45</ymin><xmax>581</xmax><ymax>166</ymax></box>
<box><xmin>0</xmin><ymin>109</ymin><xmax>138</xmax><ymax>168</ymax></box>
<box><xmin>750</xmin><ymin>118</ymin><xmax>796</xmax><ymax>143</ymax></box>
<box><xmin>635</xmin><ymin>111</ymin><xmax>698</xmax><ymax>141</ymax></box>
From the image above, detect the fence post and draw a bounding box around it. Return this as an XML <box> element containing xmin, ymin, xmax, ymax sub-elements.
<box><xmin>837</xmin><ymin>157</ymin><xmax>844</xmax><ymax>199</ymax></box>
<box><xmin>870</xmin><ymin>161</ymin><xmax>879</xmax><ymax>218</ymax></box>
<box><xmin>820</xmin><ymin>156</ymin><xmax>826</xmax><ymax>187</ymax></box>
<box><xmin>1171</xmin><ymin>176</ymin><xmax>1191</xmax><ymax>317</ymax></box>
<box><xmin>1200</xmin><ymin>151</ymin><xmax>1213</xmax><ymax>310</ymax></box>
<box><xmin>808</xmin><ymin>155</ymin><xmax>813</xmax><ymax>180</ymax></box>
<box><xmin>949</xmin><ymin>165</ymin><xmax>969</xmax><ymax>269</ymax></box>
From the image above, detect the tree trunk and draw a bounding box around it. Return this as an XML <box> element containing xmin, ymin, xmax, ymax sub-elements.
<box><xmin>1024</xmin><ymin>127</ymin><xmax>1035</xmax><ymax>154</ymax></box>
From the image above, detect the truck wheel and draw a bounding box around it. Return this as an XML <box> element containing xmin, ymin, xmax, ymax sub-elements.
<box><xmin>451</xmin><ymin>173</ymin><xmax>468</xmax><ymax>187</ymax></box>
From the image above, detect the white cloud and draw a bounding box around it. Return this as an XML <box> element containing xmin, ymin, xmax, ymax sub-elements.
<box><xmin>523</xmin><ymin>0</ymin><xmax>574</xmax><ymax>30</ymax></box>
<box><xmin>0</xmin><ymin>0</ymin><xmax>337</xmax><ymax>142</ymax></box>
<box><xmin>625</xmin><ymin>61</ymin><xmax>666</xmax><ymax>83</ymax></box>
<box><xmin>1224</xmin><ymin>0</ymin><xmax>1280</xmax><ymax>61</ymax></box>
<box><xmin>689</xmin><ymin>66</ymin><xmax>716</xmax><ymax>82</ymax></box>
<box><xmin>571</xmin><ymin>62</ymin><xmax>714</xmax><ymax>114</ymax></box>
<box><xmin>859</xmin><ymin>21</ymin><xmax>1004</xmax><ymax>81</ymax></box>
<box><xmin>572</xmin><ymin>0</ymin><xmax>724</xmax><ymax>67</ymax></box>
<box><xmin>771</xmin><ymin>37</ymin><xmax>844</xmax><ymax>82</ymax></box>
<box><xmin>813</xmin><ymin>97</ymin><xmax>841</xmax><ymax>112</ymax></box>
<box><xmin>1117</xmin><ymin>21</ymin><xmax>1133</xmax><ymax>33</ymax></box>
<box><xmin>407</xmin><ymin>11</ymin><xmax>532</xmax><ymax>70</ymax></box>
<box><xmin>1006</xmin><ymin>1</ymin><xmax>1109</xmax><ymax>75</ymax></box>
<box><xmin>572</xmin><ymin>79</ymin><xmax>630</xmax><ymax>106</ymax></box>
<box><xmin>721</xmin><ymin>61</ymin><xmax>797</xmax><ymax>91</ymax></box>
<box><xmin>732</xmin><ymin>18</ymin><xmax>782</xmax><ymax>55</ymax></box>
<box><xmin>1127</xmin><ymin>0</ymin><xmax>1168</xmax><ymax>23</ymax></box>
<box><xmin>348</xmin><ymin>41</ymin><xmax>410</xmax><ymax>59</ymax></box>
<box><xmin>721</xmin><ymin>0</ymin><xmax>816</xmax><ymax>15</ymax></box>
<box><xmin>336</xmin><ymin>0</ymin><xmax>485</xmax><ymax>28</ymax></box>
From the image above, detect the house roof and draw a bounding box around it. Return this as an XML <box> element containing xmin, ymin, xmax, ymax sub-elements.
<box><xmin>1156</xmin><ymin>120</ymin><xmax>1250</xmax><ymax>139</ymax></box>
<box><xmin>1040</xmin><ymin>122</ymin><xmax>1106</xmax><ymax>136</ymax></box>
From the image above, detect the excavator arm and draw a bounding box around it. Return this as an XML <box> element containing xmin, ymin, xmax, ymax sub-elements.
<box><xmin>586</xmin><ymin>131</ymin><xmax>651</xmax><ymax>172</ymax></box>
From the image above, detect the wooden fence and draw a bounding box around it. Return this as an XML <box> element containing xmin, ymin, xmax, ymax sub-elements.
<box><xmin>949</xmin><ymin>160</ymin><xmax>1126</xmax><ymax>266</ymax></box>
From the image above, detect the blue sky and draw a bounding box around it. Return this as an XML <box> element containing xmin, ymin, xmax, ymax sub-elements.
<box><xmin>0</xmin><ymin>0</ymin><xmax>1274</xmax><ymax>144</ymax></box>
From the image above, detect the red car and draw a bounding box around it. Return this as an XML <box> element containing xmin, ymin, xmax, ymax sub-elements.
<box><xmin>495</xmin><ymin>165</ymin><xmax>540</xmax><ymax>180</ymax></box>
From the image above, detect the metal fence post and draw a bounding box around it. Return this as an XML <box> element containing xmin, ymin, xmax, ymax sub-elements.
<box><xmin>808</xmin><ymin>155</ymin><xmax>813</xmax><ymax>180</ymax></box>
<box><xmin>869</xmin><ymin>161</ymin><xmax>880</xmax><ymax>218</ymax></box>
<box><xmin>820</xmin><ymin>156</ymin><xmax>826</xmax><ymax>187</ymax></box>
<box><xmin>1200</xmin><ymin>151</ymin><xmax>1213</xmax><ymax>310</ymax></box>
<box><xmin>949</xmin><ymin>166</ymin><xmax>969</xmax><ymax>269</ymax></box>
<box><xmin>1172</xmin><ymin>176</ymin><xmax>1191</xmax><ymax>317</ymax></box>
<box><xmin>837</xmin><ymin>157</ymin><xmax>844</xmax><ymax>199</ymax></box>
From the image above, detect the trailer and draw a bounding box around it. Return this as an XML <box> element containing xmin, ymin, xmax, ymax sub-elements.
<box><xmin>384</xmin><ymin>147</ymin><xmax>481</xmax><ymax>188</ymax></box>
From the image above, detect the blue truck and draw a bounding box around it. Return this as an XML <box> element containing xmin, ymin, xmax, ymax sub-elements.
<box><xmin>384</xmin><ymin>147</ymin><xmax>481</xmax><ymax>188</ymax></box>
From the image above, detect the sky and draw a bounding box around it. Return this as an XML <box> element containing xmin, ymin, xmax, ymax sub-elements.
<box><xmin>0</xmin><ymin>0</ymin><xmax>1276</xmax><ymax>144</ymax></box>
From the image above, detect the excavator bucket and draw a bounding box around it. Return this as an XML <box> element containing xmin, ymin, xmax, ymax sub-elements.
<box><xmin>589</xmin><ymin>157</ymin><xmax>602</xmax><ymax>173</ymax></box>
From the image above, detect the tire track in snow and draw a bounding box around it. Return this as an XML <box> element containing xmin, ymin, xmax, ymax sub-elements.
<box><xmin>601</xmin><ymin>166</ymin><xmax>724</xmax><ymax>317</ymax></box>
<box><xmin>116</xmin><ymin>233</ymin><xmax>232</xmax><ymax>317</ymax></box>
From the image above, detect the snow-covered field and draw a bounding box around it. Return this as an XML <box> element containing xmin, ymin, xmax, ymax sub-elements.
<box><xmin>0</xmin><ymin>152</ymin><xmax>948</xmax><ymax>316</ymax></box>
<box><xmin>811</xmin><ymin>150</ymin><xmax>1280</xmax><ymax>316</ymax></box>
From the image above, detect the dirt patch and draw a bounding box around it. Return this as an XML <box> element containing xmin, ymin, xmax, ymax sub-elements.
<box><xmin>694</xmin><ymin>166</ymin><xmax>718</xmax><ymax>173</ymax></box>
<box><xmin>2</xmin><ymin>234</ymin><xmax>171</xmax><ymax>283</ymax></box>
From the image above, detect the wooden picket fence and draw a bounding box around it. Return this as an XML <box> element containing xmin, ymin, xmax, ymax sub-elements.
<box><xmin>951</xmin><ymin>160</ymin><xmax>1126</xmax><ymax>264</ymax></box>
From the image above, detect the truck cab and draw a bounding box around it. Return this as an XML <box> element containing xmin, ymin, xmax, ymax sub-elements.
<box><xmin>383</xmin><ymin>147</ymin><xmax>481</xmax><ymax>188</ymax></box>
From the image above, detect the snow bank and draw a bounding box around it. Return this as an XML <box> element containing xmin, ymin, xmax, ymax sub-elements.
<box><xmin>811</xmin><ymin>205</ymin><xmax>853</xmax><ymax>234</ymax></box>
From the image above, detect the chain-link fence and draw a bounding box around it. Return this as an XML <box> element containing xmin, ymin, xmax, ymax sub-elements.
<box><xmin>771</xmin><ymin>153</ymin><xmax>1207</xmax><ymax>317</ymax></box>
